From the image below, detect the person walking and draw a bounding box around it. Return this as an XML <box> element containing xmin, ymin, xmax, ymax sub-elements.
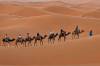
<box><xmin>89</xmin><ymin>30</ymin><xmax>93</xmax><ymax>38</ymax></box>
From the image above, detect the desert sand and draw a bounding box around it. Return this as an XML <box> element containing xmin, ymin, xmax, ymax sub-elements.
<box><xmin>0</xmin><ymin>0</ymin><xmax>100</xmax><ymax>66</ymax></box>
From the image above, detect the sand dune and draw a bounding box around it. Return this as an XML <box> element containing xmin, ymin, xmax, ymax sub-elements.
<box><xmin>70</xmin><ymin>0</ymin><xmax>100</xmax><ymax>13</ymax></box>
<box><xmin>0</xmin><ymin>4</ymin><xmax>48</xmax><ymax>17</ymax></box>
<box><xmin>0</xmin><ymin>1</ymin><xmax>83</xmax><ymax>17</ymax></box>
<box><xmin>83</xmin><ymin>9</ymin><xmax>100</xmax><ymax>18</ymax></box>
<box><xmin>77</xmin><ymin>0</ymin><xmax>100</xmax><ymax>8</ymax></box>
<box><xmin>0</xmin><ymin>1</ymin><xmax>72</xmax><ymax>7</ymax></box>
<box><xmin>44</xmin><ymin>6</ymin><xmax>82</xmax><ymax>16</ymax></box>
<box><xmin>0</xmin><ymin>15</ymin><xmax>100</xmax><ymax>35</ymax></box>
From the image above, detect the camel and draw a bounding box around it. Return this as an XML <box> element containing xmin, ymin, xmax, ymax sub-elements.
<box><xmin>2</xmin><ymin>38</ymin><xmax>15</xmax><ymax>47</ymax></box>
<box><xmin>25</xmin><ymin>37</ymin><xmax>34</xmax><ymax>46</ymax></box>
<box><xmin>34</xmin><ymin>34</ymin><xmax>47</xmax><ymax>46</ymax></box>
<box><xmin>16</xmin><ymin>37</ymin><xmax>34</xmax><ymax>47</ymax></box>
<box><xmin>16</xmin><ymin>38</ymin><xmax>25</xmax><ymax>47</ymax></box>
<box><xmin>58</xmin><ymin>32</ymin><xmax>71</xmax><ymax>41</ymax></box>
<box><xmin>48</xmin><ymin>33</ymin><xmax>58</xmax><ymax>44</ymax></box>
<box><xmin>72</xmin><ymin>30</ymin><xmax>85</xmax><ymax>39</ymax></box>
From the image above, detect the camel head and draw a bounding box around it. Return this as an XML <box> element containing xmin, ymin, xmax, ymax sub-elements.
<box><xmin>80</xmin><ymin>30</ymin><xmax>85</xmax><ymax>33</ymax></box>
<box><xmin>33</xmin><ymin>36</ymin><xmax>36</xmax><ymax>40</ymax></box>
<box><xmin>55</xmin><ymin>33</ymin><xmax>58</xmax><ymax>37</ymax></box>
<box><xmin>44</xmin><ymin>35</ymin><xmax>48</xmax><ymax>39</ymax></box>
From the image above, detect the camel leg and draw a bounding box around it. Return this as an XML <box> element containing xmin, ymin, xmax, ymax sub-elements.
<box><xmin>29</xmin><ymin>41</ymin><xmax>32</xmax><ymax>47</ymax></box>
<box><xmin>7</xmin><ymin>43</ymin><xmax>10</xmax><ymax>48</ymax></box>
<box><xmin>50</xmin><ymin>39</ymin><xmax>52</xmax><ymax>44</ymax></box>
<box><xmin>19</xmin><ymin>41</ymin><xmax>24</xmax><ymax>48</ymax></box>
<box><xmin>19</xmin><ymin>42</ymin><xmax>22</xmax><ymax>48</ymax></box>
<box><xmin>30</xmin><ymin>41</ymin><xmax>32</xmax><ymax>46</ymax></box>
<box><xmin>3</xmin><ymin>42</ymin><xmax>5</xmax><ymax>47</ymax></box>
<box><xmin>27</xmin><ymin>41</ymin><xmax>30</xmax><ymax>47</ymax></box>
<box><xmin>8</xmin><ymin>42</ymin><xmax>11</xmax><ymax>47</ymax></box>
<box><xmin>74</xmin><ymin>34</ymin><xmax>76</xmax><ymax>39</ymax></box>
<box><xmin>71</xmin><ymin>34</ymin><xmax>73</xmax><ymax>39</ymax></box>
<box><xmin>40</xmin><ymin>40</ymin><xmax>43</xmax><ymax>46</ymax></box>
<box><xmin>72</xmin><ymin>33</ymin><xmax>74</xmax><ymax>39</ymax></box>
<box><xmin>78</xmin><ymin>34</ymin><xmax>80</xmax><ymax>39</ymax></box>
<box><xmin>58</xmin><ymin>36</ymin><xmax>61</xmax><ymax>42</ymax></box>
<box><xmin>77</xmin><ymin>34</ymin><xmax>80</xmax><ymax>39</ymax></box>
<box><xmin>27</xmin><ymin>41</ymin><xmax>31</xmax><ymax>47</ymax></box>
<box><xmin>34</xmin><ymin>40</ymin><xmax>37</xmax><ymax>46</ymax></box>
<box><xmin>53</xmin><ymin>38</ymin><xmax>55</xmax><ymax>44</ymax></box>
<box><xmin>24</xmin><ymin>41</ymin><xmax>27</xmax><ymax>47</ymax></box>
<box><xmin>3</xmin><ymin>42</ymin><xmax>6</xmax><ymax>48</ymax></box>
<box><xmin>15</xmin><ymin>42</ymin><xmax>18</xmax><ymax>48</ymax></box>
<box><xmin>64</xmin><ymin>36</ymin><xmax>66</xmax><ymax>41</ymax></box>
<box><xmin>48</xmin><ymin>39</ymin><xmax>50</xmax><ymax>44</ymax></box>
<box><xmin>48</xmin><ymin>39</ymin><xmax>49</xmax><ymax>44</ymax></box>
<box><xmin>74</xmin><ymin>33</ymin><xmax>76</xmax><ymax>39</ymax></box>
<box><xmin>48</xmin><ymin>39</ymin><xmax>52</xmax><ymax>44</ymax></box>
<box><xmin>73</xmin><ymin>34</ymin><xmax>76</xmax><ymax>39</ymax></box>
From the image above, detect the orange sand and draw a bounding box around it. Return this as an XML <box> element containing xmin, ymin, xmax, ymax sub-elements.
<box><xmin>0</xmin><ymin>1</ymin><xmax>100</xmax><ymax>66</ymax></box>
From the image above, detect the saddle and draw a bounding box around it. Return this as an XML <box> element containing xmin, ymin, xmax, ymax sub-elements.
<box><xmin>26</xmin><ymin>37</ymin><xmax>32</xmax><ymax>41</ymax></box>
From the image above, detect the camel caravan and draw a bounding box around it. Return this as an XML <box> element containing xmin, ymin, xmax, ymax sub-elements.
<box><xmin>1</xmin><ymin>25</ymin><xmax>93</xmax><ymax>48</ymax></box>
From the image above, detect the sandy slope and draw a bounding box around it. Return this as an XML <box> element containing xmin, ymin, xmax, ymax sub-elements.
<box><xmin>83</xmin><ymin>9</ymin><xmax>100</xmax><ymax>18</ymax></box>
<box><xmin>0</xmin><ymin>35</ymin><xmax>100</xmax><ymax>66</ymax></box>
<box><xmin>0</xmin><ymin>15</ymin><xmax>100</xmax><ymax>35</ymax></box>
<box><xmin>44</xmin><ymin>6</ymin><xmax>82</xmax><ymax>16</ymax></box>
<box><xmin>0</xmin><ymin>4</ymin><xmax>48</xmax><ymax>17</ymax></box>
<box><xmin>0</xmin><ymin>15</ymin><xmax>100</xmax><ymax>66</ymax></box>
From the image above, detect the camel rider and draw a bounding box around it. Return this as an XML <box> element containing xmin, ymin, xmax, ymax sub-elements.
<box><xmin>17</xmin><ymin>34</ymin><xmax>22</xmax><ymax>39</ymax></box>
<box><xmin>37</xmin><ymin>33</ymin><xmax>40</xmax><ymax>36</ymax></box>
<box><xmin>60</xmin><ymin>29</ymin><xmax>66</xmax><ymax>34</ymax></box>
<box><xmin>37</xmin><ymin>33</ymin><xmax>42</xmax><ymax>38</ymax></box>
<box><xmin>75</xmin><ymin>25</ymin><xmax>80</xmax><ymax>33</ymax></box>
<box><xmin>89</xmin><ymin>30</ymin><xmax>93</xmax><ymax>38</ymax></box>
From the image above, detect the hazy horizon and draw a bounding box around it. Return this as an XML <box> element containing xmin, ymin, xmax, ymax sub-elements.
<box><xmin>0</xmin><ymin>0</ymin><xmax>94</xmax><ymax>4</ymax></box>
